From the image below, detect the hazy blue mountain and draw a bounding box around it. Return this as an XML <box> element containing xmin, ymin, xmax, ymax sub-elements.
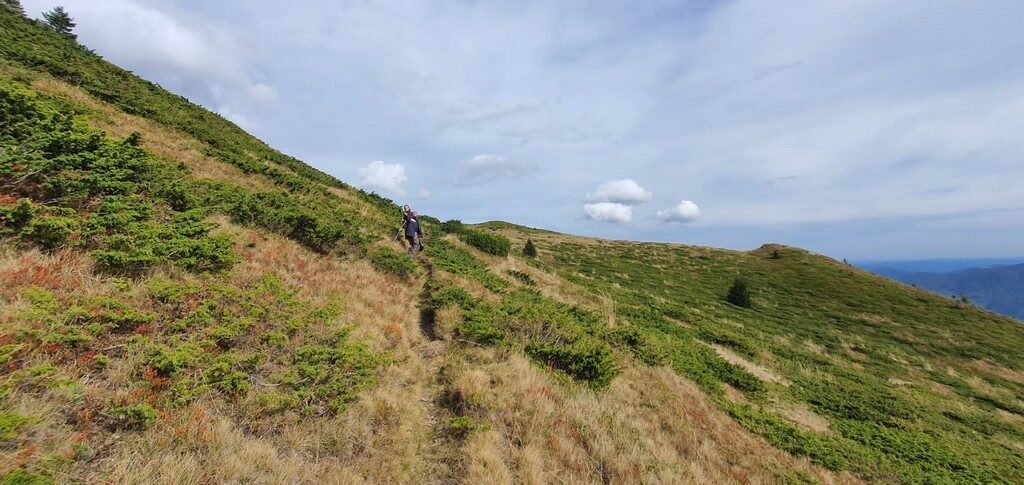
<box><xmin>857</xmin><ymin>258</ymin><xmax>1024</xmax><ymax>274</ymax></box>
<box><xmin>865</xmin><ymin>263</ymin><xmax>1024</xmax><ymax>320</ymax></box>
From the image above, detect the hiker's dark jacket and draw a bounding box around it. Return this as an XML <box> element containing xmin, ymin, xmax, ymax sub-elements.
<box><xmin>403</xmin><ymin>213</ymin><xmax>420</xmax><ymax>237</ymax></box>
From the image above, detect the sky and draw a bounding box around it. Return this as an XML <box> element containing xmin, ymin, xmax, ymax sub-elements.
<box><xmin>21</xmin><ymin>0</ymin><xmax>1024</xmax><ymax>260</ymax></box>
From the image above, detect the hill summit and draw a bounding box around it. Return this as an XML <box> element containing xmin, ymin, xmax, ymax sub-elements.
<box><xmin>1</xmin><ymin>8</ymin><xmax>1022</xmax><ymax>483</ymax></box>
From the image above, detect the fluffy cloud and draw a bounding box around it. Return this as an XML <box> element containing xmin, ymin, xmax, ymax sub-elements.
<box><xmin>657</xmin><ymin>201</ymin><xmax>701</xmax><ymax>223</ymax></box>
<box><xmin>586</xmin><ymin>179</ymin><xmax>652</xmax><ymax>204</ymax></box>
<box><xmin>359</xmin><ymin>161</ymin><xmax>407</xmax><ymax>195</ymax></box>
<box><xmin>455</xmin><ymin>154</ymin><xmax>538</xmax><ymax>186</ymax></box>
<box><xmin>583</xmin><ymin>203</ymin><xmax>632</xmax><ymax>223</ymax></box>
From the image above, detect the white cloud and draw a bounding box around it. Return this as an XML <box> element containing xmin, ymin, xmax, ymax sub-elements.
<box><xmin>657</xmin><ymin>200</ymin><xmax>701</xmax><ymax>223</ymax></box>
<box><xmin>586</xmin><ymin>179</ymin><xmax>652</xmax><ymax>204</ymax></box>
<box><xmin>417</xmin><ymin>188</ymin><xmax>431</xmax><ymax>199</ymax></box>
<box><xmin>583</xmin><ymin>203</ymin><xmax>632</xmax><ymax>223</ymax></box>
<box><xmin>359</xmin><ymin>160</ymin><xmax>407</xmax><ymax>195</ymax></box>
<box><xmin>455</xmin><ymin>154</ymin><xmax>538</xmax><ymax>185</ymax></box>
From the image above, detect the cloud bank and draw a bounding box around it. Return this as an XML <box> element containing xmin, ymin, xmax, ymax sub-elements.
<box><xmin>455</xmin><ymin>154</ymin><xmax>538</xmax><ymax>186</ymax></box>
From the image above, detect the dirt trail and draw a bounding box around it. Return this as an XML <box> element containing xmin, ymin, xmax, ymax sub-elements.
<box><xmin>411</xmin><ymin>261</ymin><xmax>464</xmax><ymax>483</ymax></box>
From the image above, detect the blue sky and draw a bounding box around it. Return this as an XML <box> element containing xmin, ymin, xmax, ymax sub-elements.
<box><xmin>22</xmin><ymin>0</ymin><xmax>1024</xmax><ymax>260</ymax></box>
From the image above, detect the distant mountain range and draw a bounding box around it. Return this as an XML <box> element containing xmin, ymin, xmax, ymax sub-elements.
<box><xmin>862</xmin><ymin>260</ymin><xmax>1024</xmax><ymax>320</ymax></box>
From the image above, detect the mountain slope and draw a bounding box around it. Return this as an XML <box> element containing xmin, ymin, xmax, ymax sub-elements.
<box><xmin>1</xmin><ymin>9</ymin><xmax>1021</xmax><ymax>483</ymax></box>
<box><xmin>871</xmin><ymin>264</ymin><xmax>1024</xmax><ymax>320</ymax></box>
<box><xmin>476</xmin><ymin>227</ymin><xmax>1024</xmax><ymax>482</ymax></box>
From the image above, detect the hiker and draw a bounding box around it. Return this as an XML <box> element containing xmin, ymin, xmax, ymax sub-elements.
<box><xmin>400</xmin><ymin>205</ymin><xmax>425</xmax><ymax>255</ymax></box>
<box><xmin>412</xmin><ymin>211</ymin><xmax>425</xmax><ymax>251</ymax></box>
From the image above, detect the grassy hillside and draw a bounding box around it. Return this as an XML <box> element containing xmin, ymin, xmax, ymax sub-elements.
<box><xmin>1</xmin><ymin>8</ymin><xmax>1021</xmax><ymax>483</ymax></box>
<box><xmin>482</xmin><ymin>223</ymin><xmax>1024</xmax><ymax>482</ymax></box>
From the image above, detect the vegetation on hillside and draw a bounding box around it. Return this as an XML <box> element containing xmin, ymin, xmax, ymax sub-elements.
<box><xmin>0</xmin><ymin>9</ymin><xmax>404</xmax><ymax>251</ymax></box>
<box><xmin>1</xmin><ymin>6</ymin><xmax>1020</xmax><ymax>483</ymax></box>
<box><xmin>483</xmin><ymin>226</ymin><xmax>1024</xmax><ymax>483</ymax></box>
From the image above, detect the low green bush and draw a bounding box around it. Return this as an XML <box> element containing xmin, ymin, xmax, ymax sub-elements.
<box><xmin>439</xmin><ymin>219</ymin><xmax>465</xmax><ymax>234</ymax></box>
<box><xmin>0</xmin><ymin>411</ymin><xmax>33</xmax><ymax>441</ymax></box>
<box><xmin>724</xmin><ymin>402</ymin><xmax>848</xmax><ymax>471</ymax></box>
<box><xmin>696</xmin><ymin>323</ymin><xmax>758</xmax><ymax>357</ymax></box>
<box><xmin>525</xmin><ymin>339</ymin><xmax>618</xmax><ymax>388</ymax></box>
<box><xmin>0</xmin><ymin>79</ymin><xmax>238</xmax><ymax>274</ymax></box>
<box><xmin>506</xmin><ymin>269</ymin><xmax>535</xmax><ymax>285</ymax></box>
<box><xmin>370</xmin><ymin>245</ymin><xmax>418</xmax><ymax>277</ymax></box>
<box><xmin>608</xmin><ymin>326</ymin><xmax>668</xmax><ymax>366</ymax></box>
<box><xmin>709</xmin><ymin>358</ymin><xmax>764</xmax><ymax>394</ymax></box>
<box><xmin>144</xmin><ymin>342</ymin><xmax>202</xmax><ymax>377</ymax></box>
<box><xmin>146</xmin><ymin>278</ymin><xmax>201</xmax><ymax>304</ymax></box>
<box><xmin>19</xmin><ymin>213</ymin><xmax>75</xmax><ymax>249</ymax></box>
<box><xmin>106</xmin><ymin>404</ymin><xmax>157</xmax><ymax>430</ymax></box>
<box><xmin>424</xmin><ymin>283</ymin><xmax>477</xmax><ymax>312</ymax></box>
<box><xmin>0</xmin><ymin>198</ymin><xmax>36</xmax><ymax>235</ymax></box>
<box><xmin>425</xmin><ymin>239</ymin><xmax>509</xmax><ymax>292</ymax></box>
<box><xmin>456</xmin><ymin>305</ymin><xmax>506</xmax><ymax>345</ymax></box>
<box><xmin>460</xmin><ymin>229</ymin><xmax>510</xmax><ymax>257</ymax></box>
<box><xmin>283</xmin><ymin>334</ymin><xmax>388</xmax><ymax>413</ymax></box>
<box><xmin>206</xmin><ymin>358</ymin><xmax>251</xmax><ymax>396</ymax></box>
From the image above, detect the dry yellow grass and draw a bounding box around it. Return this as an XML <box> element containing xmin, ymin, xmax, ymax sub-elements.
<box><xmin>1</xmin><ymin>231</ymin><xmax>855</xmax><ymax>483</ymax></box>
<box><xmin>0</xmin><ymin>225</ymin><xmax>438</xmax><ymax>483</ymax></box>
<box><xmin>702</xmin><ymin>342</ymin><xmax>789</xmax><ymax>386</ymax></box>
<box><xmin>434</xmin><ymin>305</ymin><xmax>463</xmax><ymax>341</ymax></box>
<box><xmin>488</xmin><ymin>253</ymin><xmax>602</xmax><ymax>313</ymax></box>
<box><xmin>774</xmin><ymin>401</ymin><xmax>831</xmax><ymax>434</ymax></box>
<box><xmin>216</xmin><ymin>218</ymin><xmax>421</xmax><ymax>354</ymax></box>
<box><xmin>438</xmin><ymin>349</ymin><xmax>855</xmax><ymax>484</ymax></box>
<box><xmin>970</xmin><ymin>359</ymin><xmax>1024</xmax><ymax>386</ymax></box>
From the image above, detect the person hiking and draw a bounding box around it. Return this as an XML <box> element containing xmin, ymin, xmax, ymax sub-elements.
<box><xmin>400</xmin><ymin>205</ymin><xmax>424</xmax><ymax>255</ymax></box>
<box><xmin>412</xmin><ymin>211</ymin><xmax>425</xmax><ymax>252</ymax></box>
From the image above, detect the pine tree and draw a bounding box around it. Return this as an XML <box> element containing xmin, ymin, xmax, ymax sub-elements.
<box><xmin>43</xmin><ymin>6</ymin><xmax>76</xmax><ymax>40</ymax></box>
<box><xmin>523</xmin><ymin>239</ymin><xmax>537</xmax><ymax>258</ymax></box>
<box><xmin>1</xmin><ymin>0</ymin><xmax>25</xmax><ymax>16</ymax></box>
<box><xmin>726</xmin><ymin>278</ymin><xmax>752</xmax><ymax>308</ymax></box>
